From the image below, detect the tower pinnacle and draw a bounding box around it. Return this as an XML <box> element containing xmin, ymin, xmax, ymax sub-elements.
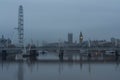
<box><xmin>79</xmin><ymin>32</ymin><xmax>83</xmax><ymax>44</ymax></box>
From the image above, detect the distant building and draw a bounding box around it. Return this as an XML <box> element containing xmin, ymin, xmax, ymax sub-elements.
<box><xmin>0</xmin><ymin>35</ymin><xmax>13</xmax><ymax>48</ymax></box>
<box><xmin>111</xmin><ymin>38</ymin><xmax>120</xmax><ymax>47</ymax></box>
<box><xmin>111</xmin><ymin>38</ymin><xmax>116</xmax><ymax>46</ymax></box>
<box><xmin>89</xmin><ymin>40</ymin><xmax>107</xmax><ymax>47</ymax></box>
<box><xmin>68</xmin><ymin>33</ymin><xmax>73</xmax><ymax>43</ymax></box>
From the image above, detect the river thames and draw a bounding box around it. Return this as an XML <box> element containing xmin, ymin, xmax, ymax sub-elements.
<box><xmin>0</xmin><ymin>53</ymin><xmax>120</xmax><ymax>80</ymax></box>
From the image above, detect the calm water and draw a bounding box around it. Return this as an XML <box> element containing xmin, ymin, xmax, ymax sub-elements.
<box><xmin>0</xmin><ymin>61</ymin><xmax>120</xmax><ymax>80</ymax></box>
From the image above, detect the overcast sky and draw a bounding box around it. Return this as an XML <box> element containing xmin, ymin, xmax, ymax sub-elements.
<box><xmin>0</xmin><ymin>0</ymin><xmax>120</xmax><ymax>44</ymax></box>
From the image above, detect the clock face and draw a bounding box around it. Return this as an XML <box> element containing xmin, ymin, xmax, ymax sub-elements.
<box><xmin>80</xmin><ymin>37</ymin><xmax>83</xmax><ymax>39</ymax></box>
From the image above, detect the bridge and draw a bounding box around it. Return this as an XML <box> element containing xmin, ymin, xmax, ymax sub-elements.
<box><xmin>0</xmin><ymin>46</ymin><xmax>120</xmax><ymax>54</ymax></box>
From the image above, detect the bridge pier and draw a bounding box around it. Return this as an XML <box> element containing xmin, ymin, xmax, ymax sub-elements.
<box><xmin>30</xmin><ymin>50</ymin><xmax>39</xmax><ymax>57</ymax></box>
<box><xmin>59</xmin><ymin>50</ymin><xmax>64</xmax><ymax>61</ymax></box>
<box><xmin>87</xmin><ymin>53</ymin><xmax>91</xmax><ymax>61</ymax></box>
<box><xmin>1</xmin><ymin>50</ymin><xmax>7</xmax><ymax>60</ymax></box>
<box><xmin>115</xmin><ymin>50</ymin><xmax>119</xmax><ymax>61</ymax></box>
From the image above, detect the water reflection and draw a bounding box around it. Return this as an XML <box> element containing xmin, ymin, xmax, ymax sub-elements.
<box><xmin>0</xmin><ymin>54</ymin><xmax>120</xmax><ymax>80</ymax></box>
<box><xmin>58</xmin><ymin>62</ymin><xmax>63</xmax><ymax>74</ymax></box>
<box><xmin>18</xmin><ymin>62</ymin><xmax>24</xmax><ymax>80</ymax></box>
<box><xmin>0</xmin><ymin>61</ymin><xmax>120</xmax><ymax>80</ymax></box>
<box><xmin>88</xmin><ymin>62</ymin><xmax>91</xmax><ymax>74</ymax></box>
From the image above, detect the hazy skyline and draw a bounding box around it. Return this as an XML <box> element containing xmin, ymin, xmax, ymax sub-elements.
<box><xmin>0</xmin><ymin>0</ymin><xmax>120</xmax><ymax>44</ymax></box>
